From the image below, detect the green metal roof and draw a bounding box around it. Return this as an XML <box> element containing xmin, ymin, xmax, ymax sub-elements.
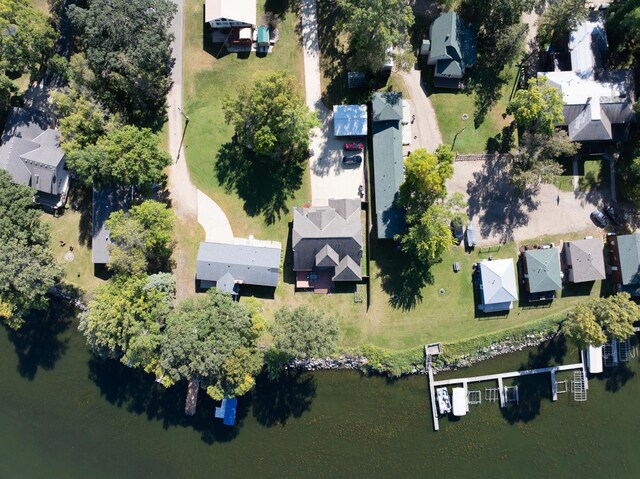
<box><xmin>257</xmin><ymin>25</ymin><xmax>269</xmax><ymax>44</ymax></box>
<box><xmin>429</xmin><ymin>12</ymin><xmax>477</xmax><ymax>73</ymax></box>
<box><xmin>524</xmin><ymin>248</ymin><xmax>562</xmax><ymax>293</ymax></box>
<box><xmin>371</xmin><ymin>92</ymin><xmax>405</xmax><ymax>239</ymax></box>
<box><xmin>617</xmin><ymin>234</ymin><xmax>640</xmax><ymax>285</ymax></box>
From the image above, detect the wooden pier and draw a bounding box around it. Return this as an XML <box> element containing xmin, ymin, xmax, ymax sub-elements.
<box><xmin>427</xmin><ymin>359</ymin><xmax>587</xmax><ymax>431</ymax></box>
<box><xmin>184</xmin><ymin>379</ymin><xmax>200</xmax><ymax>416</ymax></box>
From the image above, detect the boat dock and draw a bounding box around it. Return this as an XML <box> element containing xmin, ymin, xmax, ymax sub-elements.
<box><xmin>184</xmin><ymin>379</ymin><xmax>200</xmax><ymax>416</ymax></box>
<box><xmin>426</xmin><ymin>344</ymin><xmax>588</xmax><ymax>431</ymax></box>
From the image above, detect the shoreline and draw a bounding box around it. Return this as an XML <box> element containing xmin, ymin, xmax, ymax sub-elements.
<box><xmin>286</xmin><ymin>330</ymin><xmax>558</xmax><ymax>376</ymax></box>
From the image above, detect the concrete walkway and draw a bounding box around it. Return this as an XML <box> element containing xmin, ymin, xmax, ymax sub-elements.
<box><xmin>167</xmin><ymin>0</ymin><xmax>233</xmax><ymax>240</ymax></box>
<box><xmin>400</xmin><ymin>69</ymin><xmax>443</xmax><ymax>152</ymax></box>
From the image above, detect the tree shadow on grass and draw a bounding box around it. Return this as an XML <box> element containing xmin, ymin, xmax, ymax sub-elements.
<box><xmin>372</xmin><ymin>237</ymin><xmax>434</xmax><ymax>311</ymax></box>
<box><xmin>252</xmin><ymin>370</ymin><xmax>316</xmax><ymax>427</ymax></box>
<box><xmin>87</xmin><ymin>356</ymin><xmax>245</xmax><ymax>444</ymax></box>
<box><xmin>215</xmin><ymin>140</ymin><xmax>305</xmax><ymax>225</ymax></box>
<box><xmin>501</xmin><ymin>335</ymin><xmax>568</xmax><ymax>424</ymax></box>
<box><xmin>4</xmin><ymin>298</ymin><xmax>74</xmax><ymax>380</ymax></box>
<box><xmin>466</xmin><ymin>157</ymin><xmax>540</xmax><ymax>243</ymax></box>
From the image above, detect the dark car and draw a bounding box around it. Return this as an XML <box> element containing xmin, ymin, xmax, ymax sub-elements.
<box><xmin>604</xmin><ymin>206</ymin><xmax>625</xmax><ymax>225</ymax></box>
<box><xmin>343</xmin><ymin>154</ymin><xmax>363</xmax><ymax>166</ymax></box>
<box><xmin>344</xmin><ymin>142</ymin><xmax>364</xmax><ymax>151</ymax></box>
<box><xmin>451</xmin><ymin>220</ymin><xmax>464</xmax><ymax>244</ymax></box>
<box><xmin>590</xmin><ymin>210</ymin><xmax>609</xmax><ymax>228</ymax></box>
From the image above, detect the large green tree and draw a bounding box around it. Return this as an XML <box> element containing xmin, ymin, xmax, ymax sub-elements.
<box><xmin>106</xmin><ymin>200</ymin><xmax>175</xmax><ymax>275</ymax></box>
<box><xmin>0</xmin><ymin>0</ymin><xmax>56</xmax><ymax>105</ymax></box>
<box><xmin>223</xmin><ymin>71</ymin><xmax>319</xmax><ymax>162</ymax></box>
<box><xmin>606</xmin><ymin>0</ymin><xmax>640</xmax><ymax>68</ymax></box>
<box><xmin>272</xmin><ymin>306</ymin><xmax>339</xmax><ymax>360</ymax></box>
<box><xmin>66</xmin><ymin>125</ymin><xmax>171</xmax><ymax>187</ymax></box>
<box><xmin>68</xmin><ymin>0</ymin><xmax>176</xmax><ymax>123</ymax></box>
<box><xmin>562</xmin><ymin>293</ymin><xmax>640</xmax><ymax>349</ymax></box>
<box><xmin>508</xmin><ymin>76</ymin><xmax>565</xmax><ymax>135</ymax></box>
<box><xmin>0</xmin><ymin>171</ymin><xmax>60</xmax><ymax>329</ymax></box>
<box><xmin>537</xmin><ymin>0</ymin><xmax>587</xmax><ymax>48</ymax></box>
<box><xmin>159</xmin><ymin>290</ymin><xmax>263</xmax><ymax>400</ymax></box>
<box><xmin>336</xmin><ymin>0</ymin><xmax>415</xmax><ymax>72</ymax></box>
<box><xmin>78</xmin><ymin>273</ymin><xmax>175</xmax><ymax>373</ymax></box>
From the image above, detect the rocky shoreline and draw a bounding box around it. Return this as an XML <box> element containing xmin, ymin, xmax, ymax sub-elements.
<box><xmin>286</xmin><ymin>331</ymin><xmax>558</xmax><ymax>376</ymax></box>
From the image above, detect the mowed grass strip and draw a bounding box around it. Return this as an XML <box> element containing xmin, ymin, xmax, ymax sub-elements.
<box><xmin>183</xmin><ymin>0</ymin><xmax>308</xmax><ymax>242</ymax></box>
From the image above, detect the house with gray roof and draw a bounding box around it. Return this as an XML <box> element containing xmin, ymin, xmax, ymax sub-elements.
<box><xmin>196</xmin><ymin>239</ymin><xmax>282</xmax><ymax>295</ymax></box>
<box><xmin>609</xmin><ymin>233</ymin><xmax>640</xmax><ymax>296</ymax></box>
<box><xmin>292</xmin><ymin>198</ymin><xmax>363</xmax><ymax>292</ymax></box>
<box><xmin>422</xmin><ymin>11</ymin><xmax>476</xmax><ymax>89</ymax></box>
<box><xmin>371</xmin><ymin>92</ymin><xmax>405</xmax><ymax>240</ymax></box>
<box><xmin>563</xmin><ymin>238</ymin><xmax>606</xmax><ymax>283</ymax></box>
<box><xmin>478</xmin><ymin>259</ymin><xmax>518</xmax><ymax>312</ymax></box>
<box><xmin>539</xmin><ymin>14</ymin><xmax>636</xmax><ymax>143</ymax></box>
<box><xmin>0</xmin><ymin>107</ymin><xmax>70</xmax><ymax>209</ymax></box>
<box><xmin>522</xmin><ymin>247</ymin><xmax>562</xmax><ymax>299</ymax></box>
<box><xmin>92</xmin><ymin>187</ymin><xmax>132</xmax><ymax>265</ymax></box>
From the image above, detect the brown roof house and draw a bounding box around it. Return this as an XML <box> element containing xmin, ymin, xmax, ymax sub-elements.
<box><xmin>563</xmin><ymin>238</ymin><xmax>606</xmax><ymax>283</ymax></box>
<box><xmin>292</xmin><ymin>198</ymin><xmax>363</xmax><ymax>293</ymax></box>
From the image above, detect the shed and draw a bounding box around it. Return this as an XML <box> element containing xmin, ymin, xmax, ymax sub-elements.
<box><xmin>205</xmin><ymin>0</ymin><xmax>256</xmax><ymax>28</ymax></box>
<box><xmin>257</xmin><ymin>25</ymin><xmax>270</xmax><ymax>46</ymax></box>
<box><xmin>452</xmin><ymin>387</ymin><xmax>467</xmax><ymax>417</ymax></box>
<box><xmin>333</xmin><ymin>105</ymin><xmax>368</xmax><ymax>137</ymax></box>
<box><xmin>91</xmin><ymin>187</ymin><xmax>132</xmax><ymax>265</ymax></box>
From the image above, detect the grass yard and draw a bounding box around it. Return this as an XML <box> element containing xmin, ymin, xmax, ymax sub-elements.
<box><xmin>183</xmin><ymin>0</ymin><xmax>308</xmax><ymax>243</ymax></box>
<box><xmin>42</xmin><ymin>210</ymin><xmax>105</xmax><ymax>295</ymax></box>
<box><xmin>555</xmin><ymin>156</ymin><xmax>610</xmax><ymax>193</ymax></box>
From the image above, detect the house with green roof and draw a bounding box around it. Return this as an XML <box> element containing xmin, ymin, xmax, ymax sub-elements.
<box><xmin>522</xmin><ymin>247</ymin><xmax>562</xmax><ymax>300</ymax></box>
<box><xmin>370</xmin><ymin>92</ymin><xmax>405</xmax><ymax>240</ymax></box>
<box><xmin>421</xmin><ymin>11</ymin><xmax>476</xmax><ymax>89</ymax></box>
<box><xmin>610</xmin><ymin>233</ymin><xmax>640</xmax><ymax>295</ymax></box>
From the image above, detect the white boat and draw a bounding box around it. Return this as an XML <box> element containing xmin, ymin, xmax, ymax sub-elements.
<box><xmin>436</xmin><ymin>387</ymin><xmax>452</xmax><ymax>415</ymax></box>
<box><xmin>452</xmin><ymin>387</ymin><xmax>467</xmax><ymax>417</ymax></box>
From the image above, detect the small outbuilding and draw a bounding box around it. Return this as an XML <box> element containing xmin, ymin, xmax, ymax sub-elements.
<box><xmin>257</xmin><ymin>25</ymin><xmax>270</xmax><ymax>47</ymax></box>
<box><xmin>205</xmin><ymin>0</ymin><xmax>256</xmax><ymax>29</ymax></box>
<box><xmin>478</xmin><ymin>259</ymin><xmax>518</xmax><ymax>312</ymax></box>
<box><xmin>91</xmin><ymin>187</ymin><xmax>132</xmax><ymax>265</ymax></box>
<box><xmin>333</xmin><ymin>105</ymin><xmax>368</xmax><ymax>137</ymax></box>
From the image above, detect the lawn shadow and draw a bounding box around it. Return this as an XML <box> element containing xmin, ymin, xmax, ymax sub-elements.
<box><xmin>87</xmin><ymin>356</ymin><xmax>246</xmax><ymax>444</ymax></box>
<box><xmin>466</xmin><ymin>157</ymin><xmax>540</xmax><ymax>243</ymax></box>
<box><xmin>215</xmin><ymin>139</ymin><xmax>305</xmax><ymax>225</ymax></box>
<box><xmin>252</xmin><ymin>370</ymin><xmax>316</xmax><ymax>427</ymax></box>
<box><xmin>372</xmin><ymin>237</ymin><xmax>434</xmax><ymax>311</ymax></box>
<box><xmin>67</xmin><ymin>185</ymin><xmax>93</xmax><ymax>247</ymax></box>
<box><xmin>500</xmin><ymin>335</ymin><xmax>568</xmax><ymax>424</ymax></box>
<box><xmin>4</xmin><ymin>298</ymin><xmax>74</xmax><ymax>380</ymax></box>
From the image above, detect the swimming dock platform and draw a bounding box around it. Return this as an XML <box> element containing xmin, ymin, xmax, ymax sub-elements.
<box><xmin>185</xmin><ymin>379</ymin><xmax>200</xmax><ymax>416</ymax></box>
<box><xmin>426</xmin><ymin>345</ymin><xmax>588</xmax><ymax>432</ymax></box>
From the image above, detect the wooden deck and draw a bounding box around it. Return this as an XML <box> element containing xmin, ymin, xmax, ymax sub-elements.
<box><xmin>184</xmin><ymin>379</ymin><xmax>200</xmax><ymax>416</ymax></box>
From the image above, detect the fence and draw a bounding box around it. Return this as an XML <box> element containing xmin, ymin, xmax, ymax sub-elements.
<box><xmin>455</xmin><ymin>153</ymin><xmax>514</xmax><ymax>162</ymax></box>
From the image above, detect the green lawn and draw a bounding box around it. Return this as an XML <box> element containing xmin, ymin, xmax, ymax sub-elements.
<box><xmin>183</xmin><ymin>0</ymin><xmax>308</xmax><ymax>243</ymax></box>
<box><xmin>555</xmin><ymin>156</ymin><xmax>609</xmax><ymax>193</ymax></box>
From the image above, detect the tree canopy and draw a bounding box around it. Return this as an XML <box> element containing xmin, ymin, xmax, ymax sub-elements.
<box><xmin>562</xmin><ymin>293</ymin><xmax>640</xmax><ymax>349</ymax></box>
<box><xmin>78</xmin><ymin>273</ymin><xmax>175</xmax><ymax>373</ymax></box>
<box><xmin>68</xmin><ymin>0</ymin><xmax>176</xmax><ymax>124</ymax></box>
<box><xmin>606</xmin><ymin>0</ymin><xmax>640</xmax><ymax>68</ymax></box>
<box><xmin>272</xmin><ymin>306</ymin><xmax>339</xmax><ymax>360</ymax></box>
<box><xmin>65</xmin><ymin>125</ymin><xmax>171</xmax><ymax>187</ymax></box>
<box><xmin>335</xmin><ymin>0</ymin><xmax>415</xmax><ymax>72</ymax></box>
<box><xmin>0</xmin><ymin>0</ymin><xmax>56</xmax><ymax>105</ymax></box>
<box><xmin>537</xmin><ymin>0</ymin><xmax>587</xmax><ymax>48</ymax></box>
<box><xmin>106</xmin><ymin>200</ymin><xmax>175</xmax><ymax>275</ymax></box>
<box><xmin>223</xmin><ymin>70</ymin><xmax>319</xmax><ymax>162</ymax></box>
<box><xmin>0</xmin><ymin>171</ymin><xmax>60</xmax><ymax>329</ymax></box>
<box><xmin>159</xmin><ymin>290</ymin><xmax>263</xmax><ymax>400</ymax></box>
<box><xmin>508</xmin><ymin>76</ymin><xmax>565</xmax><ymax>135</ymax></box>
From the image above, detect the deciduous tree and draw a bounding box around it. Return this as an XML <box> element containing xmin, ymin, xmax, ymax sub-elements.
<box><xmin>272</xmin><ymin>306</ymin><xmax>339</xmax><ymax>360</ymax></box>
<box><xmin>336</xmin><ymin>0</ymin><xmax>414</xmax><ymax>72</ymax></box>
<box><xmin>508</xmin><ymin>76</ymin><xmax>565</xmax><ymax>135</ymax></box>
<box><xmin>537</xmin><ymin>0</ymin><xmax>587</xmax><ymax>48</ymax></box>
<box><xmin>159</xmin><ymin>290</ymin><xmax>263</xmax><ymax>400</ymax></box>
<box><xmin>601</xmin><ymin>0</ymin><xmax>640</xmax><ymax>68</ymax></box>
<box><xmin>0</xmin><ymin>171</ymin><xmax>60</xmax><ymax>329</ymax></box>
<box><xmin>223</xmin><ymin>71</ymin><xmax>319</xmax><ymax>162</ymax></box>
<box><xmin>398</xmin><ymin>201</ymin><xmax>456</xmax><ymax>265</ymax></box>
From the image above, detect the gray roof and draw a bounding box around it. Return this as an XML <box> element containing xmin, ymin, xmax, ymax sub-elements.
<box><xmin>196</xmin><ymin>241</ymin><xmax>282</xmax><ymax>289</ymax></box>
<box><xmin>524</xmin><ymin>248</ymin><xmax>562</xmax><ymax>293</ymax></box>
<box><xmin>333</xmin><ymin>256</ymin><xmax>362</xmax><ymax>281</ymax></box>
<box><xmin>617</xmin><ymin>234</ymin><xmax>640</xmax><ymax>286</ymax></box>
<box><xmin>429</xmin><ymin>12</ymin><xmax>476</xmax><ymax>76</ymax></box>
<box><xmin>292</xmin><ymin>198</ymin><xmax>363</xmax><ymax>281</ymax></box>
<box><xmin>92</xmin><ymin>187</ymin><xmax>132</xmax><ymax>264</ymax></box>
<box><xmin>371</xmin><ymin>93</ymin><xmax>405</xmax><ymax>239</ymax></box>
<box><xmin>0</xmin><ymin>107</ymin><xmax>68</xmax><ymax>197</ymax></box>
<box><xmin>564</xmin><ymin>238</ymin><xmax>606</xmax><ymax>283</ymax></box>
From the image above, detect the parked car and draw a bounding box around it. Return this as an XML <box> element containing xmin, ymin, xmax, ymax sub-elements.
<box><xmin>590</xmin><ymin>210</ymin><xmax>609</xmax><ymax>228</ymax></box>
<box><xmin>604</xmin><ymin>206</ymin><xmax>625</xmax><ymax>225</ymax></box>
<box><xmin>344</xmin><ymin>142</ymin><xmax>364</xmax><ymax>151</ymax></box>
<box><xmin>342</xmin><ymin>154</ymin><xmax>363</xmax><ymax>165</ymax></box>
<box><xmin>451</xmin><ymin>220</ymin><xmax>464</xmax><ymax>244</ymax></box>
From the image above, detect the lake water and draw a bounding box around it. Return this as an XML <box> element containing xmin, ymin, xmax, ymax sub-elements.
<box><xmin>1</xmin><ymin>304</ymin><xmax>640</xmax><ymax>478</ymax></box>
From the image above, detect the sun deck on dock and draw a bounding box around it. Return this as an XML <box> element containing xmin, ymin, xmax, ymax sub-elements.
<box><xmin>185</xmin><ymin>379</ymin><xmax>200</xmax><ymax>416</ymax></box>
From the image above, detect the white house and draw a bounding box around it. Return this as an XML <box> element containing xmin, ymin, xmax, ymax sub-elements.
<box><xmin>478</xmin><ymin>259</ymin><xmax>518</xmax><ymax>312</ymax></box>
<box><xmin>204</xmin><ymin>0</ymin><xmax>256</xmax><ymax>29</ymax></box>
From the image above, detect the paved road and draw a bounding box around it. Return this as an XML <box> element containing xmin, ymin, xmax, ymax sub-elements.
<box><xmin>300</xmin><ymin>0</ymin><xmax>364</xmax><ymax>205</ymax></box>
<box><xmin>400</xmin><ymin>69</ymin><xmax>443</xmax><ymax>152</ymax></box>
<box><xmin>167</xmin><ymin>0</ymin><xmax>233</xmax><ymax>241</ymax></box>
